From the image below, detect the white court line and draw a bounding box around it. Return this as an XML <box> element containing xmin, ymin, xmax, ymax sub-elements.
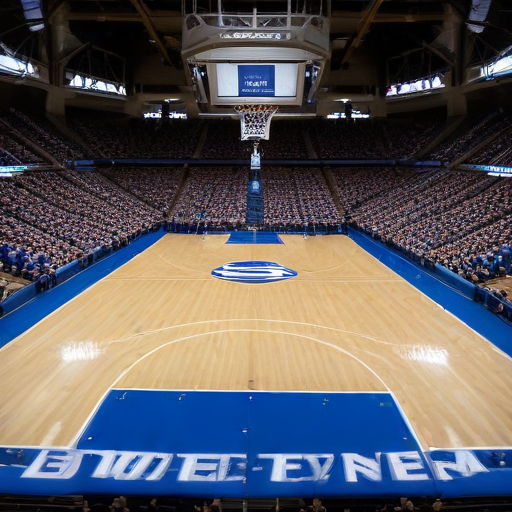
<box><xmin>105</xmin><ymin>277</ymin><xmax>404</xmax><ymax>283</ymax></box>
<box><xmin>15</xmin><ymin>237</ymin><xmax>512</xmax><ymax>449</ymax></box>
<box><xmin>3</xmin><ymin>316</ymin><xmax>409</xmax><ymax>449</ymax></box>
<box><xmin>352</xmin><ymin>235</ymin><xmax>512</xmax><ymax>362</ymax></box>
<box><xmin>442</xmin><ymin>307</ymin><xmax>512</xmax><ymax>362</ymax></box>
<box><xmin>388</xmin><ymin>390</ymin><xmax>426</xmax><ymax>450</ymax></box>
<box><xmin>3</xmin><ymin>443</ymin><xmax>510</xmax><ymax>452</ymax></box>
<box><xmin>0</xmin><ymin>233</ymin><xmax>171</xmax><ymax>347</ymax></box>
<box><xmin>68</xmin><ymin>386</ymin><xmax>117</xmax><ymax>449</ymax></box>
<box><xmin>0</xmin><ymin>444</ymin><xmax>71</xmax><ymax>450</ymax></box>
<box><xmin>388</xmin><ymin>390</ymin><xmax>436</xmax><ymax>473</ymax></box>
<box><xmin>103</xmin><ymin>317</ymin><xmax>398</xmax><ymax>348</ymax></box>
<box><xmin>5</xmin><ymin>236</ymin><xmax>511</xmax><ymax>453</ymax></box>
<box><xmin>109</xmin><ymin>328</ymin><xmax>393</xmax><ymax>390</ymax></box>
<box><xmin>69</xmin><ymin>327</ymin><xmax>394</xmax><ymax>449</ymax></box>
<box><xmin>111</xmin><ymin>388</ymin><xmax>390</xmax><ymax>394</ymax></box>
<box><xmin>2</xmin><ymin>443</ymin><xmax>511</xmax><ymax>453</ymax></box>
<box><xmin>429</xmin><ymin>446</ymin><xmax>512</xmax><ymax>451</ymax></box>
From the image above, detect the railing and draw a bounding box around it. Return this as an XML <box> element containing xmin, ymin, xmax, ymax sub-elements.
<box><xmin>185</xmin><ymin>13</ymin><xmax>324</xmax><ymax>31</ymax></box>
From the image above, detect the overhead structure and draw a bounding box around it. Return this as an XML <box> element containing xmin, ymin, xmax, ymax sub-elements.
<box><xmin>129</xmin><ymin>0</ymin><xmax>174</xmax><ymax>67</ymax></box>
<box><xmin>341</xmin><ymin>0</ymin><xmax>385</xmax><ymax>65</ymax></box>
<box><xmin>182</xmin><ymin>0</ymin><xmax>330</xmax><ymax>115</ymax></box>
<box><xmin>2</xmin><ymin>0</ymin><xmax>511</xmax><ymax>121</ymax></box>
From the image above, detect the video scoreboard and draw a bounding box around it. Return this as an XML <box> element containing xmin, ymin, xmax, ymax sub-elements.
<box><xmin>182</xmin><ymin>10</ymin><xmax>330</xmax><ymax>112</ymax></box>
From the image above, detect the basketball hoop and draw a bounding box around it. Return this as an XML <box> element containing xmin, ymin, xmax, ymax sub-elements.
<box><xmin>234</xmin><ymin>105</ymin><xmax>278</xmax><ymax>141</ymax></box>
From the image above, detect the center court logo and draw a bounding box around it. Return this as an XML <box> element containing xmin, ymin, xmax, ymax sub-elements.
<box><xmin>211</xmin><ymin>261</ymin><xmax>297</xmax><ymax>283</ymax></box>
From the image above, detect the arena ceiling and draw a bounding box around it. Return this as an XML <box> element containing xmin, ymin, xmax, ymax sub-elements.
<box><xmin>1</xmin><ymin>0</ymin><xmax>512</xmax><ymax>109</ymax></box>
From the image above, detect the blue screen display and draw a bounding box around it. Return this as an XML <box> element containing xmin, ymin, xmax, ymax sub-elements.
<box><xmin>238</xmin><ymin>65</ymin><xmax>275</xmax><ymax>97</ymax></box>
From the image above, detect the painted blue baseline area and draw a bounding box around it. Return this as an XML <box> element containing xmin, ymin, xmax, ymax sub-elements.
<box><xmin>1</xmin><ymin>390</ymin><xmax>510</xmax><ymax>497</ymax></box>
<box><xmin>226</xmin><ymin>232</ymin><xmax>284</xmax><ymax>244</ymax></box>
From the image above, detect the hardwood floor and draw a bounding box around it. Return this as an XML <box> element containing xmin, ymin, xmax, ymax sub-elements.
<box><xmin>0</xmin><ymin>234</ymin><xmax>511</xmax><ymax>450</ymax></box>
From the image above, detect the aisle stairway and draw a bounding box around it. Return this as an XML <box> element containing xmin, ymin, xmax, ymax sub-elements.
<box><xmin>193</xmin><ymin>122</ymin><xmax>208</xmax><ymax>159</ymax></box>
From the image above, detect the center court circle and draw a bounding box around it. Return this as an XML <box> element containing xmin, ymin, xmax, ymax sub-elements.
<box><xmin>211</xmin><ymin>261</ymin><xmax>297</xmax><ymax>283</ymax></box>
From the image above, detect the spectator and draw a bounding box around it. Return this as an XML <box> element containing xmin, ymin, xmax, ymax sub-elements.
<box><xmin>148</xmin><ymin>499</ymin><xmax>158</xmax><ymax>512</ymax></box>
<box><xmin>431</xmin><ymin>499</ymin><xmax>443</xmax><ymax>512</ymax></box>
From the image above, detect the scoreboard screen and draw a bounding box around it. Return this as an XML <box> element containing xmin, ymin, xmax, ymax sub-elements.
<box><xmin>209</xmin><ymin>61</ymin><xmax>303</xmax><ymax>105</ymax></box>
<box><xmin>238</xmin><ymin>65</ymin><xmax>275</xmax><ymax>97</ymax></box>
<box><xmin>217</xmin><ymin>63</ymin><xmax>297</xmax><ymax>98</ymax></box>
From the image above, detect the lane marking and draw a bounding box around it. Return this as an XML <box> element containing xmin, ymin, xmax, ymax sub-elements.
<box><xmin>111</xmin><ymin>388</ymin><xmax>390</xmax><ymax>394</ymax></box>
<box><xmin>69</xmin><ymin>328</ymin><xmax>393</xmax><ymax>449</ymax></box>
<box><xmin>103</xmin><ymin>317</ymin><xmax>398</xmax><ymax>348</ymax></box>
<box><xmin>388</xmin><ymin>390</ymin><xmax>434</xmax><ymax>470</ymax></box>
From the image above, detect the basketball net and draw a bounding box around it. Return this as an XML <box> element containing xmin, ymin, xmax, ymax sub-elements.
<box><xmin>234</xmin><ymin>105</ymin><xmax>278</xmax><ymax>141</ymax></box>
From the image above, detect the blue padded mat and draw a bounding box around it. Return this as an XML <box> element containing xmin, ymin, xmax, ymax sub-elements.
<box><xmin>226</xmin><ymin>231</ymin><xmax>284</xmax><ymax>244</ymax></box>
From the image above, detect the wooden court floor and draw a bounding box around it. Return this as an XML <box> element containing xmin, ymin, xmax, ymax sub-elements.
<box><xmin>1</xmin><ymin>234</ymin><xmax>512</xmax><ymax>452</ymax></box>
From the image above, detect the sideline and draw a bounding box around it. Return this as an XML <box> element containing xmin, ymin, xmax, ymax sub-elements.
<box><xmin>348</xmin><ymin>229</ymin><xmax>512</xmax><ymax>359</ymax></box>
<box><xmin>0</xmin><ymin>230</ymin><xmax>167</xmax><ymax>348</ymax></box>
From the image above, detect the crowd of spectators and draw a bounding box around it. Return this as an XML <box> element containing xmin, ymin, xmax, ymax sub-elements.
<box><xmin>102</xmin><ymin>167</ymin><xmax>185</xmax><ymax>212</ymax></box>
<box><xmin>480</xmin><ymin>283</ymin><xmax>512</xmax><ymax>313</ymax></box>
<box><xmin>0</xmin><ymin>170</ymin><xmax>162</xmax><ymax>287</ymax></box>
<box><xmin>0</xmin><ymin>235</ymin><xmax>58</xmax><ymax>291</ymax></box>
<box><xmin>309</xmin><ymin>120</ymin><xmax>387</xmax><ymax>159</ymax></box>
<box><xmin>310</xmin><ymin>119</ymin><xmax>444</xmax><ymax>160</ymax></box>
<box><xmin>0</xmin><ymin>146</ymin><xmax>19</xmax><ymax>166</ymax></box>
<box><xmin>261</xmin><ymin>167</ymin><xmax>340</xmax><ymax>229</ymax></box>
<box><xmin>260</xmin><ymin>121</ymin><xmax>309</xmax><ymax>159</ymax></box>
<box><xmin>170</xmin><ymin>167</ymin><xmax>248</xmax><ymax>229</ymax></box>
<box><xmin>0</xmin><ymin>130</ymin><xmax>47</xmax><ymax>165</ymax></box>
<box><xmin>333</xmin><ymin>167</ymin><xmax>420</xmax><ymax>212</ymax></box>
<box><xmin>430</xmin><ymin>213</ymin><xmax>511</xmax><ymax>283</ymax></box>
<box><xmin>65</xmin><ymin>112</ymin><xmax>511</xmax><ymax>165</ymax></box>
<box><xmin>1</xmin><ymin>103</ymin><xmax>511</xmax><ymax>308</ymax></box>
<box><xmin>1</xmin><ymin>155</ymin><xmax>510</xmax><ymax>295</ymax></box>
<box><xmin>2</xmin><ymin>162</ymin><xmax>509</xmax><ymax>291</ymax></box>
<box><xmin>334</xmin><ymin>167</ymin><xmax>511</xmax><ymax>284</ymax></box>
<box><xmin>36</xmin><ymin>494</ymin><xmax>468</xmax><ymax>512</ymax></box>
<box><xmin>468</xmin><ymin>123</ymin><xmax>512</xmax><ymax>166</ymax></box>
<box><xmin>200</xmin><ymin>121</ymin><xmax>249</xmax><ymax>159</ymax></box>
<box><xmin>428</xmin><ymin>108</ymin><xmax>512</xmax><ymax>162</ymax></box>
<box><xmin>383</xmin><ymin>120</ymin><xmax>443</xmax><ymax>158</ymax></box>
<box><xmin>71</xmin><ymin>118</ymin><xmax>202</xmax><ymax>159</ymax></box>
<box><xmin>0</xmin><ymin>493</ymin><xmax>506</xmax><ymax>512</ymax></box>
<box><xmin>200</xmin><ymin>120</ymin><xmax>309</xmax><ymax>159</ymax></box>
<box><xmin>1</xmin><ymin>106</ymin><xmax>512</xmax><ymax>169</ymax></box>
<box><xmin>1</xmin><ymin>108</ymin><xmax>86</xmax><ymax>164</ymax></box>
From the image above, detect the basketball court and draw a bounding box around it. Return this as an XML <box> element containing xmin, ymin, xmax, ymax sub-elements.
<box><xmin>1</xmin><ymin>234</ymin><xmax>511</xmax><ymax>497</ymax></box>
